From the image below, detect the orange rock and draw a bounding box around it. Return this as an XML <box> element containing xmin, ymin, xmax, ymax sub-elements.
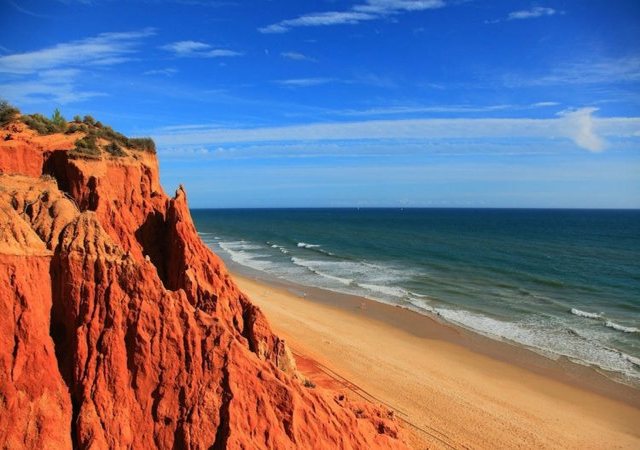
<box><xmin>0</xmin><ymin>118</ymin><xmax>407</xmax><ymax>449</ymax></box>
<box><xmin>0</xmin><ymin>251</ymin><xmax>73</xmax><ymax>449</ymax></box>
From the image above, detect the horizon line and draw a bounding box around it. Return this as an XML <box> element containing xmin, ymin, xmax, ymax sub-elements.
<box><xmin>189</xmin><ymin>206</ymin><xmax>640</xmax><ymax>211</ymax></box>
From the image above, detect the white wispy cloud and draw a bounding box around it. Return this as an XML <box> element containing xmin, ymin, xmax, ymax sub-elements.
<box><xmin>0</xmin><ymin>29</ymin><xmax>155</xmax><ymax>74</ymax></box>
<box><xmin>280</xmin><ymin>51</ymin><xmax>317</xmax><ymax>62</ymax></box>
<box><xmin>157</xmin><ymin>140</ymin><xmax>564</xmax><ymax>161</ymax></box>
<box><xmin>153</xmin><ymin>108</ymin><xmax>638</xmax><ymax>152</ymax></box>
<box><xmin>161</xmin><ymin>40</ymin><xmax>209</xmax><ymax>54</ymax></box>
<box><xmin>0</xmin><ymin>69</ymin><xmax>106</xmax><ymax>104</ymax></box>
<box><xmin>354</xmin><ymin>0</ymin><xmax>445</xmax><ymax>13</ymax></box>
<box><xmin>6</xmin><ymin>0</ymin><xmax>49</xmax><ymax>18</ymax></box>
<box><xmin>335</xmin><ymin>102</ymin><xmax>561</xmax><ymax>116</ymax></box>
<box><xmin>0</xmin><ymin>29</ymin><xmax>154</xmax><ymax>104</ymax></box>
<box><xmin>259</xmin><ymin>0</ymin><xmax>445</xmax><ymax>33</ymax></box>
<box><xmin>275</xmin><ymin>78</ymin><xmax>336</xmax><ymax>87</ymax></box>
<box><xmin>508</xmin><ymin>7</ymin><xmax>557</xmax><ymax>20</ymax></box>
<box><xmin>143</xmin><ymin>67</ymin><xmax>178</xmax><ymax>76</ymax></box>
<box><xmin>532</xmin><ymin>101</ymin><xmax>560</xmax><ymax>107</ymax></box>
<box><xmin>487</xmin><ymin>6</ymin><xmax>559</xmax><ymax>24</ymax></box>
<box><xmin>160</xmin><ymin>40</ymin><xmax>243</xmax><ymax>58</ymax></box>
<box><xmin>260</xmin><ymin>12</ymin><xmax>376</xmax><ymax>33</ymax></box>
<box><xmin>505</xmin><ymin>56</ymin><xmax>640</xmax><ymax>86</ymax></box>
<box><xmin>274</xmin><ymin>74</ymin><xmax>397</xmax><ymax>88</ymax></box>
<box><xmin>339</xmin><ymin>104</ymin><xmax>513</xmax><ymax>116</ymax></box>
<box><xmin>157</xmin><ymin>123</ymin><xmax>233</xmax><ymax>132</ymax></box>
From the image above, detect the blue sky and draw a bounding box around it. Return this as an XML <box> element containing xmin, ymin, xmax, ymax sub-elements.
<box><xmin>1</xmin><ymin>0</ymin><xmax>639</xmax><ymax>208</ymax></box>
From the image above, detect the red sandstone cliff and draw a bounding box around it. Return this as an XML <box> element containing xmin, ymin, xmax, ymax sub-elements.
<box><xmin>0</xmin><ymin>119</ymin><xmax>407</xmax><ymax>449</ymax></box>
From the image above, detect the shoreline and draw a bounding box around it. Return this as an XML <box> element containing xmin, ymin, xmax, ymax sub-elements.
<box><xmin>205</xmin><ymin>235</ymin><xmax>640</xmax><ymax>391</ymax></box>
<box><xmin>231</xmin><ymin>269</ymin><xmax>640</xmax><ymax>448</ymax></box>
<box><xmin>226</xmin><ymin>261</ymin><xmax>640</xmax><ymax>402</ymax></box>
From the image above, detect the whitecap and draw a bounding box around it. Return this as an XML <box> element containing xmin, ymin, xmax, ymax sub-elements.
<box><xmin>605</xmin><ymin>321</ymin><xmax>639</xmax><ymax>333</ymax></box>
<box><xmin>570</xmin><ymin>308</ymin><xmax>602</xmax><ymax>320</ymax></box>
<box><xmin>220</xmin><ymin>240</ymin><xmax>263</xmax><ymax>251</ymax></box>
<box><xmin>297</xmin><ymin>242</ymin><xmax>321</xmax><ymax>249</ymax></box>
<box><xmin>270</xmin><ymin>244</ymin><xmax>290</xmax><ymax>255</ymax></box>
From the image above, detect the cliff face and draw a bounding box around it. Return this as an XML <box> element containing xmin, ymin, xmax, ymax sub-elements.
<box><xmin>0</xmin><ymin>121</ymin><xmax>406</xmax><ymax>449</ymax></box>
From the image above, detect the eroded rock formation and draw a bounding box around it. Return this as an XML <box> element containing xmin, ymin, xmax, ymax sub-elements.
<box><xmin>0</xmin><ymin>120</ymin><xmax>406</xmax><ymax>449</ymax></box>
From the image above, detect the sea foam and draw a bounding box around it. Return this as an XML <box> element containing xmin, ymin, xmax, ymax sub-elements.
<box><xmin>570</xmin><ymin>308</ymin><xmax>602</xmax><ymax>320</ymax></box>
<box><xmin>605</xmin><ymin>321</ymin><xmax>639</xmax><ymax>333</ymax></box>
<box><xmin>210</xmin><ymin>237</ymin><xmax>640</xmax><ymax>384</ymax></box>
<box><xmin>297</xmin><ymin>242</ymin><xmax>321</xmax><ymax>249</ymax></box>
<box><xmin>434</xmin><ymin>308</ymin><xmax>640</xmax><ymax>381</ymax></box>
<box><xmin>270</xmin><ymin>244</ymin><xmax>289</xmax><ymax>254</ymax></box>
<box><xmin>290</xmin><ymin>257</ymin><xmax>353</xmax><ymax>285</ymax></box>
<box><xmin>358</xmin><ymin>283</ymin><xmax>408</xmax><ymax>299</ymax></box>
<box><xmin>217</xmin><ymin>241</ymin><xmax>271</xmax><ymax>271</ymax></box>
<box><xmin>296</xmin><ymin>242</ymin><xmax>336</xmax><ymax>256</ymax></box>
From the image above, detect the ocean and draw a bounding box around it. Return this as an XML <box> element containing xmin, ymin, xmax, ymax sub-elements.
<box><xmin>192</xmin><ymin>208</ymin><xmax>640</xmax><ymax>385</ymax></box>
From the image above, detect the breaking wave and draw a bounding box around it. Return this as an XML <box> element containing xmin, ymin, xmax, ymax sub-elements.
<box><xmin>570</xmin><ymin>308</ymin><xmax>602</xmax><ymax>319</ymax></box>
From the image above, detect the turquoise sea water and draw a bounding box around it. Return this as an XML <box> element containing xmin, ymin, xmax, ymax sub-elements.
<box><xmin>192</xmin><ymin>208</ymin><xmax>640</xmax><ymax>384</ymax></box>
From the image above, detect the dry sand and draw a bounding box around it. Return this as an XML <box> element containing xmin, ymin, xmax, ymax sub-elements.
<box><xmin>234</xmin><ymin>273</ymin><xmax>640</xmax><ymax>449</ymax></box>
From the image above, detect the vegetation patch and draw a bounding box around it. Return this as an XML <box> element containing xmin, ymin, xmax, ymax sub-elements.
<box><xmin>1</xmin><ymin>100</ymin><xmax>157</xmax><ymax>155</ymax></box>
<box><xmin>94</xmin><ymin>125</ymin><xmax>129</xmax><ymax>146</ymax></box>
<box><xmin>70</xmin><ymin>134</ymin><xmax>101</xmax><ymax>160</ymax></box>
<box><xmin>51</xmin><ymin>108</ymin><xmax>66</xmax><ymax>130</ymax></box>
<box><xmin>80</xmin><ymin>123</ymin><xmax>156</xmax><ymax>155</ymax></box>
<box><xmin>128</xmin><ymin>137</ymin><xmax>156</xmax><ymax>154</ymax></box>
<box><xmin>66</xmin><ymin>123</ymin><xmax>89</xmax><ymax>134</ymax></box>
<box><xmin>0</xmin><ymin>100</ymin><xmax>20</xmax><ymax>127</ymax></box>
<box><xmin>105</xmin><ymin>141</ymin><xmax>126</xmax><ymax>157</ymax></box>
<box><xmin>21</xmin><ymin>108</ymin><xmax>67</xmax><ymax>135</ymax></box>
<box><xmin>21</xmin><ymin>113</ymin><xmax>59</xmax><ymax>135</ymax></box>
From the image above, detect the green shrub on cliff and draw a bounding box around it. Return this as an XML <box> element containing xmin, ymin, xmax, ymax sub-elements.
<box><xmin>105</xmin><ymin>141</ymin><xmax>126</xmax><ymax>157</ymax></box>
<box><xmin>51</xmin><ymin>108</ymin><xmax>67</xmax><ymax>130</ymax></box>
<box><xmin>71</xmin><ymin>134</ymin><xmax>101</xmax><ymax>159</ymax></box>
<box><xmin>21</xmin><ymin>113</ymin><xmax>59</xmax><ymax>134</ymax></box>
<box><xmin>14</xmin><ymin>105</ymin><xmax>158</xmax><ymax>156</ymax></box>
<box><xmin>0</xmin><ymin>100</ymin><xmax>20</xmax><ymax>126</ymax></box>
<box><xmin>128</xmin><ymin>137</ymin><xmax>156</xmax><ymax>154</ymax></box>
<box><xmin>94</xmin><ymin>125</ymin><xmax>129</xmax><ymax>146</ymax></box>
<box><xmin>65</xmin><ymin>123</ymin><xmax>88</xmax><ymax>134</ymax></box>
<box><xmin>22</xmin><ymin>108</ymin><xmax>68</xmax><ymax>135</ymax></box>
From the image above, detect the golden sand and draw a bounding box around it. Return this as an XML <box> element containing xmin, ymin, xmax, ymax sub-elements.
<box><xmin>235</xmin><ymin>273</ymin><xmax>640</xmax><ymax>449</ymax></box>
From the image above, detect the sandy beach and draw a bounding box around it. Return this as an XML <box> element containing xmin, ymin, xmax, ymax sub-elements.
<box><xmin>233</xmin><ymin>272</ymin><xmax>640</xmax><ymax>449</ymax></box>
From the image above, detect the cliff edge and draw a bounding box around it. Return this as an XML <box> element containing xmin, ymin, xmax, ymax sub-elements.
<box><xmin>0</xmin><ymin>111</ymin><xmax>407</xmax><ymax>449</ymax></box>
